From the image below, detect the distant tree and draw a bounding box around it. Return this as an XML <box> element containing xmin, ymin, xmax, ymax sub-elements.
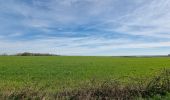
<box><xmin>15</xmin><ymin>52</ymin><xmax>58</xmax><ymax>56</ymax></box>
<box><xmin>16</xmin><ymin>52</ymin><xmax>32</xmax><ymax>56</ymax></box>
<box><xmin>0</xmin><ymin>53</ymin><xmax>8</xmax><ymax>56</ymax></box>
<box><xmin>168</xmin><ymin>54</ymin><xmax>170</xmax><ymax>56</ymax></box>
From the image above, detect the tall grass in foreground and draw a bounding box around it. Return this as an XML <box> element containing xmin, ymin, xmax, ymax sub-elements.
<box><xmin>1</xmin><ymin>69</ymin><xmax>170</xmax><ymax>100</ymax></box>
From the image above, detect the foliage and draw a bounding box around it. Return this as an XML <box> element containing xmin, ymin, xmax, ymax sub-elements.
<box><xmin>0</xmin><ymin>56</ymin><xmax>170</xmax><ymax>99</ymax></box>
<box><xmin>15</xmin><ymin>52</ymin><xmax>58</xmax><ymax>56</ymax></box>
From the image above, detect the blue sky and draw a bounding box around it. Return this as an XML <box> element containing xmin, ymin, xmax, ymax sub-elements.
<box><xmin>0</xmin><ymin>0</ymin><xmax>170</xmax><ymax>55</ymax></box>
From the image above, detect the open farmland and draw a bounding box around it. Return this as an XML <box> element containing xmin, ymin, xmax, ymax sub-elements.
<box><xmin>0</xmin><ymin>56</ymin><xmax>170</xmax><ymax>99</ymax></box>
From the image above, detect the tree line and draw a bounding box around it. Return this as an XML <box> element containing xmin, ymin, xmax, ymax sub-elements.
<box><xmin>0</xmin><ymin>52</ymin><xmax>59</xmax><ymax>56</ymax></box>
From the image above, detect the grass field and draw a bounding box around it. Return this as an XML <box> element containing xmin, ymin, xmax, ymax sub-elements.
<box><xmin>0</xmin><ymin>56</ymin><xmax>170</xmax><ymax>99</ymax></box>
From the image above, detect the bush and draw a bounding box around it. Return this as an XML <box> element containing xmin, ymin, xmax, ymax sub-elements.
<box><xmin>56</xmin><ymin>69</ymin><xmax>170</xmax><ymax>100</ymax></box>
<box><xmin>4</xmin><ymin>69</ymin><xmax>170</xmax><ymax>100</ymax></box>
<box><xmin>15</xmin><ymin>52</ymin><xmax>58</xmax><ymax>56</ymax></box>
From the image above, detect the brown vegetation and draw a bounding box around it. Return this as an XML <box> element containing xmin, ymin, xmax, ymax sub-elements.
<box><xmin>2</xmin><ymin>69</ymin><xmax>170</xmax><ymax>100</ymax></box>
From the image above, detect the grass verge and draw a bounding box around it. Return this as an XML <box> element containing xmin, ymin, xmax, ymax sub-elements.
<box><xmin>1</xmin><ymin>69</ymin><xmax>170</xmax><ymax>100</ymax></box>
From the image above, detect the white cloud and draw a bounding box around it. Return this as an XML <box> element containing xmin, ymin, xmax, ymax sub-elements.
<box><xmin>0</xmin><ymin>0</ymin><xmax>170</xmax><ymax>55</ymax></box>
<box><xmin>114</xmin><ymin>0</ymin><xmax>170</xmax><ymax>38</ymax></box>
<box><xmin>0</xmin><ymin>36</ymin><xmax>170</xmax><ymax>55</ymax></box>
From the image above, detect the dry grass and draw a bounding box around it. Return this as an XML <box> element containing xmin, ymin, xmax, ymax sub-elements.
<box><xmin>1</xmin><ymin>69</ymin><xmax>170</xmax><ymax>100</ymax></box>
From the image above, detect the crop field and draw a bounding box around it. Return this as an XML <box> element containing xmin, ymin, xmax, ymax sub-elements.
<box><xmin>0</xmin><ymin>56</ymin><xmax>170</xmax><ymax>99</ymax></box>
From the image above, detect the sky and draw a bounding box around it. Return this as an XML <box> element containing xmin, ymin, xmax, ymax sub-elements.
<box><xmin>0</xmin><ymin>0</ymin><xmax>170</xmax><ymax>56</ymax></box>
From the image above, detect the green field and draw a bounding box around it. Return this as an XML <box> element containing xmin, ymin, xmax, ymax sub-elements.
<box><xmin>0</xmin><ymin>56</ymin><xmax>170</xmax><ymax>99</ymax></box>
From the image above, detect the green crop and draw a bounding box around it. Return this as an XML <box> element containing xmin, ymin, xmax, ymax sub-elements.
<box><xmin>0</xmin><ymin>56</ymin><xmax>170</xmax><ymax>98</ymax></box>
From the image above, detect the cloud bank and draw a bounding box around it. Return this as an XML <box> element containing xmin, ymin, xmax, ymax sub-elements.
<box><xmin>0</xmin><ymin>0</ymin><xmax>170</xmax><ymax>55</ymax></box>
